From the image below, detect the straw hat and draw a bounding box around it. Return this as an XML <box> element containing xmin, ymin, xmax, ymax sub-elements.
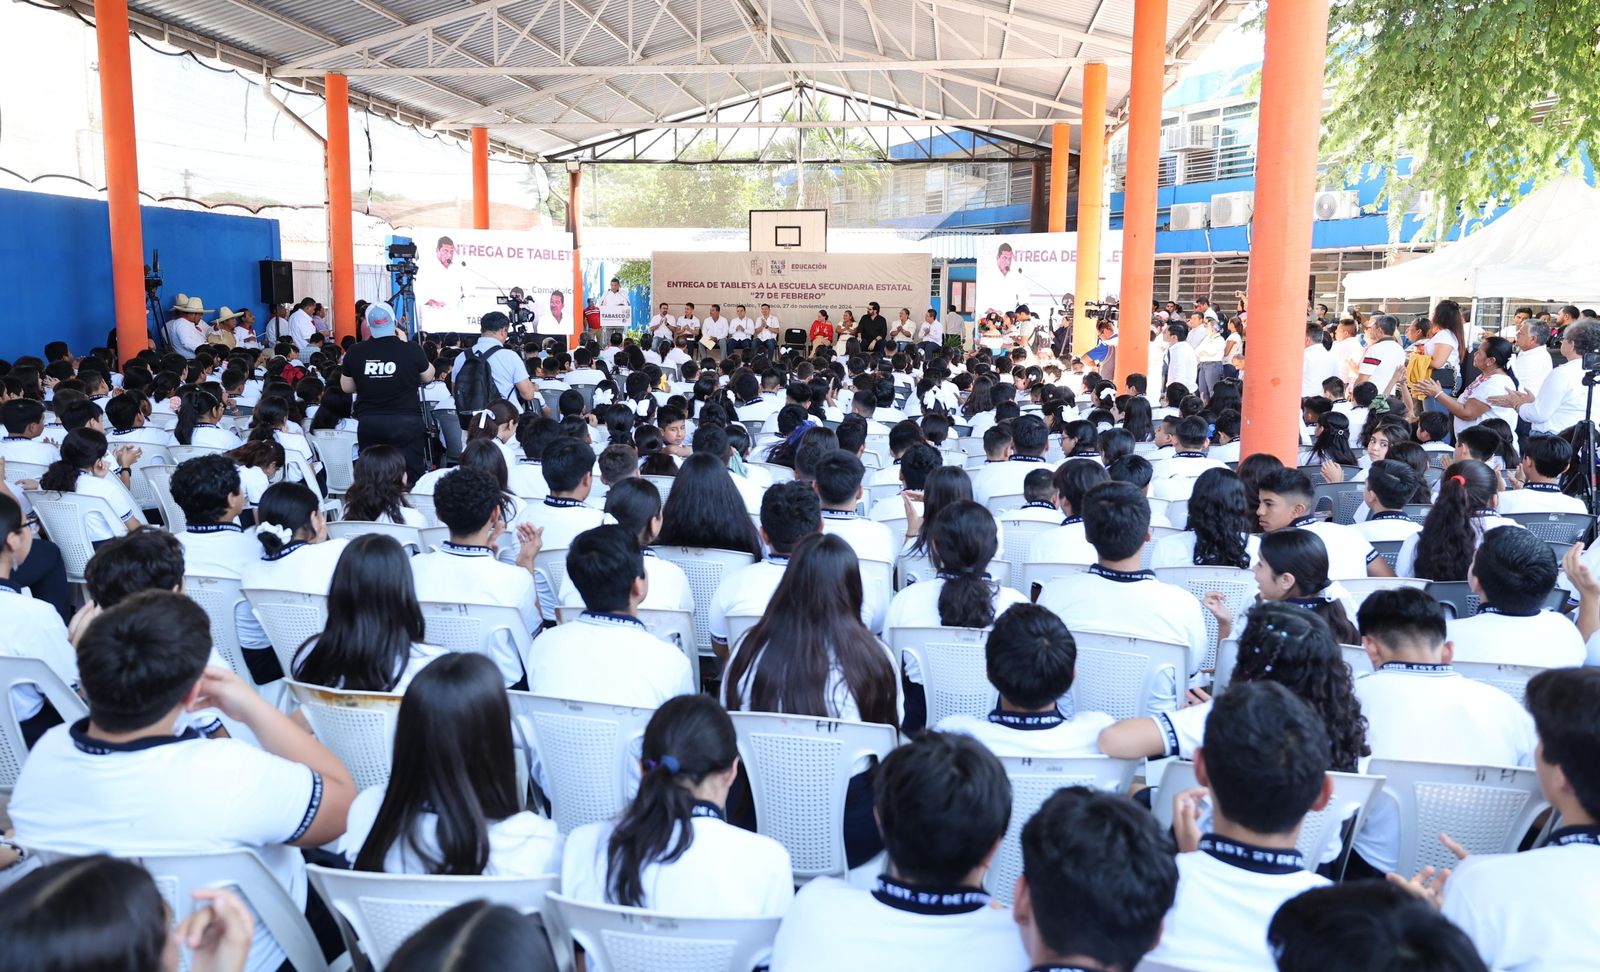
<box><xmin>172</xmin><ymin>295</ymin><xmax>211</xmax><ymax>314</ymax></box>
<box><xmin>213</xmin><ymin>306</ymin><xmax>242</xmax><ymax>324</ymax></box>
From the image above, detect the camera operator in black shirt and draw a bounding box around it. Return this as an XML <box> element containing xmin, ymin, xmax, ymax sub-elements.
<box><xmin>339</xmin><ymin>302</ymin><xmax>435</xmax><ymax>481</ymax></box>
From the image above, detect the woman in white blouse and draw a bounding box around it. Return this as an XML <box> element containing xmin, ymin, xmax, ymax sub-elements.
<box><xmin>562</xmin><ymin>695</ymin><xmax>793</xmax><ymax>916</ymax></box>
<box><xmin>342</xmin><ymin>652</ymin><xmax>562</xmax><ymax>878</ymax></box>
<box><xmin>1414</xmin><ymin>335</ymin><xmax>1518</xmax><ymax>436</ymax></box>
<box><xmin>291</xmin><ymin>533</ymin><xmax>447</xmax><ymax>692</ymax></box>
<box><xmin>1413</xmin><ymin>299</ymin><xmax>1466</xmax><ymax>415</ymax></box>
<box><xmin>38</xmin><ymin>427</ymin><xmax>141</xmax><ymax>543</ymax></box>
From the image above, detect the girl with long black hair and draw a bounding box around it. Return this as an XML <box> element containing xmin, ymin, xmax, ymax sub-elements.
<box><xmin>890</xmin><ymin>499</ymin><xmax>1027</xmax><ymax>632</ymax></box>
<box><xmin>1240</xmin><ymin>528</ymin><xmax>1361</xmax><ymax>645</ymax></box>
<box><xmin>1149</xmin><ymin>467</ymin><xmax>1257</xmax><ymax>569</ymax></box>
<box><xmin>174</xmin><ymin>387</ymin><xmax>242</xmax><ymax>449</ymax></box>
<box><xmin>561</xmin><ymin>694</ymin><xmax>793</xmax><ymax>915</ymax></box>
<box><xmin>341</xmin><ymin>445</ymin><xmax>425</xmax><ymax>526</ymax></box>
<box><xmin>655</xmin><ymin>453</ymin><xmax>764</xmax><ymax>558</ymax></box>
<box><xmin>235</xmin><ymin>480</ymin><xmax>350</xmax><ymax>683</ymax></box>
<box><xmin>1401</xmin><ymin>459</ymin><xmax>1517</xmax><ymax>579</ymax></box>
<box><xmin>1122</xmin><ymin>395</ymin><xmax>1155</xmax><ymax>443</ymax></box>
<box><xmin>39</xmin><ymin>427</ymin><xmax>142</xmax><ymax>542</ymax></box>
<box><xmin>344</xmin><ymin>653</ymin><xmax>560</xmax><ymax>876</ymax></box>
<box><xmin>292</xmin><ymin>533</ymin><xmax>445</xmax><ymax>692</ymax></box>
<box><xmin>1300</xmin><ymin>411</ymin><xmax>1359</xmax><ymax>468</ymax></box>
<box><xmin>556</xmin><ymin>477</ymin><xmax>693</xmax><ymax>613</ymax></box>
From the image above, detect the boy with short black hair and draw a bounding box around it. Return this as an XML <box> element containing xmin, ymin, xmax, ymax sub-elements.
<box><xmin>1350</xmin><ymin>587</ymin><xmax>1536</xmax><ymax>878</ymax></box>
<box><xmin>771</xmin><ymin>732</ymin><xmax>1028</xmax><ymax>971</ymax></box>
<box><xmin>1026</xmin><ymin>458</ymin><xmax>1110</xmax><ymax>564</ymax></box>
<box><xmin>0</xmin><ymin>398</ymin><xmax>56</xmax><ymax>466</ymax></box>
<box><xmin>997</xmin><ymin>467</ymin><xmax>1061</xmax><ymax>528</ymax></box>
<box><xmin>104</xmin><ymin>392</ymin><xmax>175</xmax><ymax>451</ymax></box>
<box><xmin>869</xmin><ymin>443</ymin><xmax>940</xmax><ymax>521</ymax></box>
<box><xmin>1269</xmin><ymin>882</ymin><xmax>1488</xmax><ymax>972</ymax></box>
<box><xmin>813</xmin><ymin>449</ymin><xmax>897</xmax><ymax>568</ymax></box>
<box><xmin>1498</xmin><ymin>433</ymin><xmax>1586</xmax><ymax>514</ymax></box>
<box><xmin>1152</xmin><ymin>415</ymin><xmax>1226</xmax><ymax>481</ymax></box>
<box><xmin>709</xmin><ymin>481</ymin><xmax>821</xmax><ymax>652</ymax></box>
<box><xmin>1143</xmin><ymin>681</ymin><xmax>1332</xmax><ymax>970</ymax></box>
<box><xmin>1016</xmin><ymin>786</ymin><xmax>1178</xmax><ymax>972</ymax></box>
<box><xmin>1447</xmin><ymin>525</ymin><xmax>1584</xmax><ymax>667</ymax></box>
<box><xmin>0</xmin><ymin>492</ymin><xmax>78</xmax><ymax>746</ymax></box>
<box><xmin>509</xmin><ymin>416</ymin><xmax>561</xmax><ymax>499</ymax></box>
<box><xmin>8</xmin><ymin>590</ymin><xmax>355</xmax><ymax>972</ymax></box>
<box><xmin>934</xmin><ymin>603</ymin><xmax>1111</xmax><ymax>756</ymax></box>
<box><xmin>1036</xmin><ymin>481</ymin><xmax>1205</xmax><ymax>712</ymax></box>
<box><xmin>170</xmin><ymin>454</ymin><xmax>256</xmax><ymax>576</ymax></box>
<box><xmin>1350</xmin><ymin>459</ymin><xmax>1423</xmax><ymax>544</ymax></box>
<box><xmin>1256</xmin><ymin>466</ymin><xmax>1393</xmax><ymax>579</ymax></box>
<box><xmin>527</xmin><ymin>524</ymin><xmax>694</xmax><ymax>706</ymax></box>
<box><xmin>410</xmin><ymin>468</ymin><xmax>543</xmax><ymax>685</ymax></box>
<box><xmin>981</xmin><ymin>424</ymin><xmax>1014</xmax><ymax>463</ymax></box>
<box><xmin>973</xmin><ymin>414</ymin><xmax>1049</xmax><ymax>507</ymax></box>
<box><xmin>1434</xmin><ymin>667</ymin><xmax>1600</xmax><ymax>968</ymax></box>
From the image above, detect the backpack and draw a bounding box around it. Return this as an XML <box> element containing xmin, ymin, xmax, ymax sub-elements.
<box><xmin>454</xmin><ymin>345</ymin><xmax>509</xmax><ymax>415</ymax></box>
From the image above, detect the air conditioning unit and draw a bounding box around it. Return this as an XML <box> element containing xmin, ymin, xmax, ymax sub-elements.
<box><xmin>1314</xmin><ymin>189</ymin><xmax>1362</xmax><ymax>221</ymax></box>
<box><xmin>1170</xmin><ymin>202</ymin><xmax>1210</xmax><ymax>231</ymax></box>
<box><xmin>1160</xmin><ymin>126</ymin><xmax>1188</xmax><ymax>152</ymax></box>
<box><xmin>1185</xmin><ymin>123</ymin><xmax>1220</xmax><ymax>150</ymax></box>
<box><xmin>1210</xmin><ymin>191</ymin><xmax>1254</xmax><ymax>227</ymax></box>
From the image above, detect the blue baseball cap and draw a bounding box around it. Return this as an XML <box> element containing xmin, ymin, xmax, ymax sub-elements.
<box><xmin>365</xmin><ymin>301</ymin><xmax>398</xmax><ymax>337</ymax></box>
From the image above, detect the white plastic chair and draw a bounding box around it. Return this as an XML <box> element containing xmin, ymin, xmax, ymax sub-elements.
<box><xmin>1365</xmin><ymin>758</ymin><xmax>1547</xmax><ymax>876</ymax></box>
<box><xmin>995</xmin><ymin>517</ymin><xmax>1057</xmax><ymax>565</ymax></box>
<box><xmin>285</xmin><ymin>680</ymin><xmax>401</xmax><ymax>792</ymax></box>
<box><xmin>1341</xmin><ymin>643</ymin><xmax>1374</xmax><ymax>677</ymax></box>
<box><xmin>723</xmin><ymin>613</ymin><xmax>763</xmax><ymax>654</ymax></box>
<box><xmin>1067</xmin><ymin>633</ymin><xmax>1191</xmax><ymax>721</ymax></box>
<box><xmin>987</xmin><ymin>754</ymin><xmax>1139</xmax><ymax>905</ymax></box>
<box><xmin>26</xmin><ymin>848</ymin><xmax>340</xmax><ymax>972</ymax></box>
<box><xmin>168</xmin><ymin>444</ymin><xmax>224</xmax><ymax>464</ymax></box>
<box><xmin>126</xmin><ymin>446</ymin><xmax>173</xmax><ymax>513</ymax></box>
<box><xmin>182</xmin><ymin>573</ymin><xmax>261</xmax><ymax>688</ymax></box>
<box><xmin>26</xmin><ymin>489</ymin><xmax>124</xmax><ymax>584</ymax></box>
<box><xmin>3</xmin><ymin>459</ymin><xmax>48</xmax><ymax>482</ymax></box>
<box><xmin>140</xmin><ymin>463</ymin><xmax>187</xmax><ymax>531</ymax></box>
<box><xmin>652</xmin><ymin>546</ymin><xmax>757</xmax><ymax>655</ymax></box>
<box><xmin>313</xmin><ymin>429</ymin><xmax>360</xmax><ymax>494</ymax></box>
<box><xmin>326</xmin><ymin>520</ymin><xmax>424</xmax><ymax>551</ymax></box>
<box><xmin>240</xmin><ymin>587</ymin><xmax>329</xmax><ymax>678</ymax></box>
<box><xmin>889</xmin><ymin>625</ymin><xmax>995</xmax><ymax>726</ymax></box>
<box><xmin>418</xmin><ymin>601</ymin><xmax>534</xmax><ymax>670</ymax></box>
<box><xmin>408</xmin><ymin>492</ymin><xmax>439</xmax><ymax>527</ymax></box>
<box><xmin>1020</xmin><ymin>559</ymin><xmax>1092</xmax><ymax>597</ymax></box>
<box><xmin>858</xmin><ymin>557</ymin><xmax>894</xmax><ymax>607</ymax></box>
<box><xmin>0</xmin><ymin>655</ymin><xmax>88</xmax><ymax>792</ymax></box>
<box><xmin>1167</xmin><ymin>498</ymin><xmax>1189</xmax><ymax>530</ymax></box>
<box><xmin>534</xmin><ymin>545</ymin><xmax>573</xmax><ymax>603</ymax></box>
<box><xmin>1452</xmin><ymin>661</ymin><xmax>1549</xmax><ymax>704</ymax></box>
<box><xmin>544</xmin><ymin>892</ymin><xmax>781</xmax><ymax>972</ymax></box>
<box><xmin>307</xmin><ymin>865</ymin><xmax>558</xmax><ymax>972</ymax></box>
<box><xmin>1154</xmin><ymin>761</ymin><xmax>1387</xmax><ymax>873</ymax></box>
<box><xmin>1153</xmin><ymin>565</ymin><xmax>1256</xmax><ymax>673</ymax></box>
<box><xmin>1338</xmin><ymin>576</ymin><xmax>1429</xmax><ymax>608</ymax></box>
<box><xmin>988</xmin><ymin>491</ymin><xmax>1027</xmax><ymax>514</ymax></box>
<box><xmin>507</xmin><ymin>692</ymin><xmax>654</xmax><ymax>834</ymax></box>
<box><xmin>642</xmin><ymin>474</ymin><xmax>676</xmax><ymax>507</ymax></box>
<box><xmin>146</xmin><ymin>410</ymin><xmax>179</xmax><ymax>431</ymax></box>
<box><xmin>728</xmin><ymin>711</ymin><xmax>899</xmax><ymax>881</ymax></box>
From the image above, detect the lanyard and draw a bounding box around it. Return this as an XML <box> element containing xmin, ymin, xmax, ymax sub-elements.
<box><xmin>580</xmin><ymin>611</ymin><xmax>648</xmax><ymax>630</ymax></box>
<box><xmin>1198</xmin><ymin>835</ymin><xmax>1305</xmax><ymax>874</ymax></box>
<box><xmin>1378</xmin><ymin>661</ymin><xmax>1453</xmax><ymax>674</ymax></box>
<box><xmin>1549</xmin><ymin>825</ymin><xmax>1600</xmax><ymax>847</ymax></box>
<box><xmin>690</xmin><ymin>801</ymin><xmax>726</xmax><ymax>821</ymax></box>
<box><xmin>262</xmin><ymin>541</ymin><xmax>307</xmax><ymax>562</ymax></box>
<box><xmin>987</xmin><ymin>707</ymin><xmax>1067</xmax><ymax>730</ymax></box>
<box><xmin>186</xmin><ymin>524</ymin><xmax>243</xmax><ymax>534</ymax></box>
<box><xmin>1089</xmin><ymin>563</ymin><xmax>1155</xmax><ymax>583</ymax></box>
<box><xmin>871</xmin><ymin>876</ymin><xmax>991</xmax><ymax>915</ymax></box>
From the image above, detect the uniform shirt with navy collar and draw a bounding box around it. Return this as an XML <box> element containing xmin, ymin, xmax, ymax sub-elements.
<box><xmin>1142</xmin><ymin>834</ymin><xmax>1327</xmax><ymax>972</ymax></box>
<box><xmin>0</xmin><ymin>576</ymin><xmax>80</xmax><ymax>722</ymax></box>
<box><xmin>410</xmin><ymin>543</ymin><xmax>537</xmax><ymax>685</ymax></box>
<box><xmin>526</xmin><ymin>607</ymin><xmax>694</xmax><ymax>709</ymax></box>
<box><xmin>934</xmin><ymin>703</ymin><xmax>1113</xmax><ymax>760</ymax></box>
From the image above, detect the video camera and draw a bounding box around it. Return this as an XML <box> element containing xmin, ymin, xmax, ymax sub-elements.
<box><xmin>1083</xmin><ymin>299</ymin><xmax>1119</xmax><ymax>325</ymax></box>
<box><xmin>497</xmin><ymin>291</ymin><xmax>535</xmax><ymax>328</ymax></box>
<box><xmin>386</xmin><ymin>242</ymin><xmax>419</xmax><ymax>277</ymax></box>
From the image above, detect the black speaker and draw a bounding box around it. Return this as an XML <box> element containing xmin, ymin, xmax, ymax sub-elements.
<box><xmin>259</xmin><ymin>259</ymin><xmax>293</xmax><ymax>305</ymax></box>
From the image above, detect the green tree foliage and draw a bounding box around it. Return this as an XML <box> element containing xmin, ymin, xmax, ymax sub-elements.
<box><xmin>1323</xmin><ymin>0</ymin><xmax>1598</xmax><ymax>237</ymax></box>
<box><xmin>587</xmin><ymin>141</ymin><xmax>785</xmax><ymax>228</ymax></box>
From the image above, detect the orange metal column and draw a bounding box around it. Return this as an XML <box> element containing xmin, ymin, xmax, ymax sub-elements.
<box><xmin>1073</xmin><ymin>63</ymin><xmax>1108</xmax><ymax>358</ymax></box>
<box><xmin>1048</xmin><ymin>123</ymin><xmax>1070</xmax><ymax>233</ymax></box>
<box><xmin>471</xmin><ymin>128</ymin><xmax>490</xmax><ymax>230</ymax></box>
<box><xmin>324</xmin><ymin>74</ymin><xmax>356</xmax><ymax>344</ymax></box>
<box><xmin>568</xmin><ymin>166</ymin><xmax>584</xmax><ymax>349</ymax></box>
<box><xmin>95</xmin><ymin>0</ymin><xmax>149</xmax><ymax>365</ymax></box>
<box><xmin>1239</xmin><ymin>0</ymin><xmax>1331</xmax><ymax>462</ymax></box>
<box><xmin>1116</xmin><ymin>0</ymin><xmax>1167</xmax><ymax>386</ymax></box>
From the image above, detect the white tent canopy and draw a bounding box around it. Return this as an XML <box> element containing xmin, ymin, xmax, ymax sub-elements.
<box><xmin>1343</xmin><ymin>175</ymin><xmax>1600</xmax><ymax>301</ymax></box>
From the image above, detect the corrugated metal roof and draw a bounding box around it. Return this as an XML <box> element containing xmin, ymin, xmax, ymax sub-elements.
<box><xmin>110</xmin><ymin>0</ymin><xmax>1248</xmax><ymax>159</ymax></box>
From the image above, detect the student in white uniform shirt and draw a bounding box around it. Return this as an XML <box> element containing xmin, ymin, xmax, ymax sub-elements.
<box><xmin>563</xmin><ymin>695</ymin><xmax>792</xmax><ymax>916</ymax></box>
<box><xmin>971</xmin><ymin>414</ymin><xmax>1052</xmax><ymax>507</ymax></box>
<box><xmin>168</xmin><ymin>453</ymin><xmax>259</xmax><ymax>576</ymax></box>
<box><xmin>174</xmin><ymin>388</ymin><xmax>243</xmax><ymax>451</ymax></box>
<box><xmin>290</xmin><ymin>534</ymin><xmax>451</xmax><ymax>693</ymax></box>
<box><xmin>1015</xmin><ymin>787</ymin><xmax>1179</xmax><ymax>972</ymax></box>
<box><xmin>814</xmin><ymin>448</ymin><xmax>897</xmax><ymax>574</ymax></box>
<box><xmin>1302</xmin><ymin>321</ymin><xmax>1338</xmax><ymax>397</ymax></box>
<box><xmin>409</xmin><ymin>469</ymin><xmax>543</xmax><ymax>687</ymax></box>
<box><xmin>7</xmin><ymin>592</ymin><xmax>356</xmax><ymax>972</ymax></box>
<box><xmin>506</xmin><ymin>415</ymin><xmax>557</xmax><ymax>500</ymax></box>
<box><xmin>770</xmin><ymin>732</ymin><xmax>1030</xmax><ymax>972</ymax></box>
<box><xmin>1255</xmin><ymin>467</ymin><xmax>1394</xmax><ymax>579</ymax></box>
<box><xmin>340</xmin><ymin>653</ymin><xmax>561</xmax><ymax>882</ymax></box>
<box><xmin>885</xmin><ymin>499</ymin><xmax>1028</xmax><ymax>653</ymax></box>
<box><xmin>1037</xmin><ymin>482</ymin><xmax>1206</xmax><ymax>714</ymax></box>
<box><xmin>39</xmin><ymin>428</ymin><xmax>142</xmax><ymax>544</ymax></box>
<box><xmin>1</xmin><ymin>399</ymin><xmax>63</xmax><ymax>466</ymax></box>
<box><xmin>1421</xmin><ymin>668</ymin><xmax>1600</xmax><ymax>971</ymax></box>
<box><xmin>526</xmin><ymin>524</ymin><xmax>695</xmax><ymax>707</ymax></box>
<box><xmin>866</xmin><ymin>420</ymin><xmax>924</xmax><ymax>489</ymax></box>
<box><xmin>1347</xmin><ymin>588</ymin><xmax>1538</xmax><ymax>879</ymax></box>
<box><xmin>1026</xmin><ymin>458</ymin><xmax>1109</xmax><ymax>566</ymax></box>
<box><xmin>935</xmin><ymin>603</ymin><xmax>1112</xmax><ymax>756</ymax></box>
<box><xmin>1148</xmin><ymin>467</ymin><xmax>1260</xmax><ymax>570</ymax></box>
<box><xmin>0</xmin><ymin>494</ymin><xmax>79</xmax><ymax>746</ymax></box>
<box><xmin>693</xmin><ymin>423</ymin><xmax>765</xmax><ymax>517</ymax></box>
<box><xmin>558</xmin><ymin>477</ymin><xmax>693</xmax><ymax>615</ymax></box>
<box><xmin>103</xmin><ymin>394</ymin><xmax>175</xmax><ymax>452</ymax></box>
<box><xmin>1445</xmin><ymin>526</ymin><xmax>1586</xmax><ymax>668</ymax></box>
<box><xmin>708</xmin><ymin>482</ymin><xmax>821</xmax><ymax>653</ymax></box>
<box><xmin>1497</xmin><ymin>434</ymin><xmax>1589</xmax><ymax>515</ymax></box>
<box><xmin>339</xmin><ymin>445</ymin><xmax>429</xmax><ymax>527</ymax></box>
<box><xmin>1144</xmin><ymin>682</ymin><xmax>1333</xmax><ymax>972</ymax></box>
<box><xmin>1395</xmin><ymin>460</ymin><xmax>1519</xmax><ymax>578</ymax></box>
<box><xmin>1151</xmin><ymin>415</ymin><xmax>1227</xmax><ymax>482</ymax></box>
<box><xmin>997</xmin><ymin>467</ymin><xmax>1067</xmax><ymax>532</ymax></box>
<box><xmin>510</xmin><ymin>435</ymin><xmax>606</xmax><ymax>574</ymax></box>
<box><xmin>1348</xmin><ymin>459</ymin><xmax>1425</xmax><ymax>545</ymax></box>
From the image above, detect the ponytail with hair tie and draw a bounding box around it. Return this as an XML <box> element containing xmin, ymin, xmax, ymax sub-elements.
<box><xmin>1449</xmin><ymin>474</ymin><xmax>1466</xmax><ymax>486</ymax></box>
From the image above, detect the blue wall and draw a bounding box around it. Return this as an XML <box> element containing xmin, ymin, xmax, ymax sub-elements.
<box><xmin>0</xmin><ymin>189</ymin><xmax>280</xmax><ymax>361</ymax></box>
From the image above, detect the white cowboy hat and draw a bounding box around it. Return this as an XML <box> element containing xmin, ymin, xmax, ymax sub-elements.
<box><xmin>172</xmin><ymin>295</ymin><xmax>211</xmax><ymax>314</ymax></box>
<box><xmin>213</xmin><ymin>306</ymin><xmax>242</xmax><ymax>324</ymax></box>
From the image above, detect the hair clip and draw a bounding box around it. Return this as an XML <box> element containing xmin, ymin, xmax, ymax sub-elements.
<box><xmin>1449</xmin><ymin>474</ymin><xmax>1467</xmax><ymax>486</ymax></box>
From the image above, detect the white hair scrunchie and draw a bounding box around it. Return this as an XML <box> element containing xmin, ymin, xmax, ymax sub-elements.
<box><xmin>258</xmin><ymin>522</ymin><xmax>294</xmax><ymax>544</ymax></box>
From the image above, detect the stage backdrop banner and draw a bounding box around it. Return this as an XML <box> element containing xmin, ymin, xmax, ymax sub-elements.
<box><xmin>650</xmin><ymin>251</ymin><xmax>929</xmax><ymax>326</ymax></box>
<box><xmin>974</xmin><ymin>231</ymin><xmax>1124</xmax><ymax>320</ymax></box>
<box><xmin>410</xmin><ymin>227</ymin><xmax>574</xmax><ymax>335</ymax></box>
